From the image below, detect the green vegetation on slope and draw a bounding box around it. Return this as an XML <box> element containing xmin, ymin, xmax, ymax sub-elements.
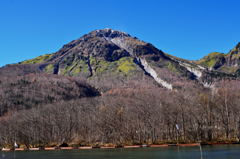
<box><xmin>42</xmin><ymin>57</ymin><xmax>138</xmax><ymax>77</ymax></box>
<box><xmin>117</xmin><ymin>57</ymin><xmax>136</xmax><ymax>73</ymax></box>
<box><xmin>90</xmin><ymin>56</ymin><xmax>137</xmax><ymax>75</ymax></box>
<box><xmin>65</xmin><ymin>60</ymin><xmax>89</xmax><ymax>76</ymax></box>
<box><xmin>167</xmin><ymin>62</ymin><xmax>179</xmax><ymax>73</ymax></box>
<box><xmin>45</xmin><ymin>64</ymin><xmax>54</xmax><ymax>73</ymax></box>
<box><xmin>20</xmin><ymin>54</ymin><xmax>53</xmax><ymax>64</ymax></box>
<box><xmin>197</xmin><ymin>52</ymin><xmax>225</xmax><ymax>68</ymax></box>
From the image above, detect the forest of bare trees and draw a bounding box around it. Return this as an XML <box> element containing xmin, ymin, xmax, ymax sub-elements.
<box><xmin>0</xmin><ymin>75</ymin><xmax>240</xmax><ymax>148</ymax></box>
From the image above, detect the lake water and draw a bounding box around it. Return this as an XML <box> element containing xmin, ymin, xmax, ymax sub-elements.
<box><xmin>1</xmin><ymin>145</ymin><xmax>240</xmax><ymax>159</ymax></box>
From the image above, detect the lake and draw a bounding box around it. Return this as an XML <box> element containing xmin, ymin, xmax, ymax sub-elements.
<box><xmin>1</xmin><ymin>145</ymin><xmax>240</xmax><ymax>159</ymax></box>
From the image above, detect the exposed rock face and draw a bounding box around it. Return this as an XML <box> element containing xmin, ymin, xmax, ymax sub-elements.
<box><xmin>56</xmin><ymin>29</ymin><xmax>131</xmax><ymax>59</ymax></box>
<box><xmin>137</xmin><ymin>58</ymin><xmax>173</xmax><ymax>90</ymax></box>
<box><xmin>178</xmin><ymin>62</ymin><xmax>203</xmax><ymax>79</ymax></box>
<box><xmin>226</xmin><ymin>42</ymin><xmax>240</xmax><ymax>67</ymax></box>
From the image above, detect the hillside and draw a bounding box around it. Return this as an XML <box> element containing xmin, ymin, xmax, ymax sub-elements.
<box><xmin>0</xmin><ymin>29</ymin><xmax>240</xmax><ymax>148</ymax></box>
<box><xmin>0</xmin><ymin>74</ymin><xmax>99</xmax><ymax>116</ymax></box>
<box><xmin>197</xmin><ymin>43</ymin><xmax>240</xmax><ymax>75</ymax></box>
<box><xmin>1</xmin><ymin>29</ymin><xmax>226</xmax><ymax>90</ymax></box>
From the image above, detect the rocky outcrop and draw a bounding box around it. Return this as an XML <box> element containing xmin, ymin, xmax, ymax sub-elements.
<box><xmin>197</xmin><ymin>43</ymin><xmax>240</xmax><ymax>75</ymax></box>
<box><xmin>225</xmin><ymin>42</ymin><xmax>240</xmax><ymax>67</ymax></box>
<box><xmin>178</xmin><ymin>62</ymin><xmax>203</xmax><ymax>79</ymax></box>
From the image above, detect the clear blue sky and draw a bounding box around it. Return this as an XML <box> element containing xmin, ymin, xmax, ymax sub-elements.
<box><xmin>1</xmin><ymin>0</ymin><xmax>240</xmax><ymax>67</ymax></box>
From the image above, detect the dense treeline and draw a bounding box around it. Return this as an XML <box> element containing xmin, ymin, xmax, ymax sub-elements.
<box><xmin>0</xmin><ymin>79</ymin><xmax>240</xmax><ymax>148</ymax></box>
<box><xmin>0</xmin><ymin>74</ymin><xmax>99</xmax><ymax>116</ymax></box>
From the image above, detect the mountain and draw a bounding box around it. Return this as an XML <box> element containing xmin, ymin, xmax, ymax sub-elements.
<box><xmin>0</xmin><ymin>29</ymin><xmax>221</xmax><ymax>91</ymax></box>
<box><xmin>1</xmin><ymin>28</ymin><xmax>240</xmax><ymax>112</ymax></box>
<box><xmin>1</xmin><ymin>29</ymin><xmax>240</xmax><ymax>147</ymax></box>
<box><xmin>2</xmin><ymin>29</ymin><xmax>240</xmax><ymax>91</ymax></box>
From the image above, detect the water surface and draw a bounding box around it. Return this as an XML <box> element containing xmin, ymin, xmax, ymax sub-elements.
<box><xmin>1</xmin><ymin>145</ymin><xmax>240</xmax><ymax>159</ymax></box>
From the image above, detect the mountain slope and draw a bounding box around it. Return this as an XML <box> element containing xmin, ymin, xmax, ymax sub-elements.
<box><xmin>0</xmin><ymin>74</ymin><xmax>99</xmax><ymax>116</ymax></box>
<box><xmin>5</xmin><ymin>29</ymin><xmax>205</xmax><ymax>90</ymax></box>
<box><xmin>1</xmin><ymin>29</ymin><xmax>239</xmax><ymax>91</ymax></box>
<box><xmin>197</xmin><ymin>43</ymin><xmax>240</xmax><ymax>75</ymax></box>
<box><xmin>1</xmin><ymin>29</ymin><xmax>240</xmax><ymax>147</ymax></box>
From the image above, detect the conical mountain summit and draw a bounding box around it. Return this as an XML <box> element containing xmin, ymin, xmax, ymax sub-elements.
<box><xmin>1</xmin><ymin>29</ymin><xmax>240</xmax><ymax>90</ymax></box>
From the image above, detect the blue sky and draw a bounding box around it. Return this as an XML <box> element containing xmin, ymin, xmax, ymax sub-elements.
<box><xmin>0</xmin><ymin>0</ymin><xmax>240</xmax><ymax>67</ymax></box>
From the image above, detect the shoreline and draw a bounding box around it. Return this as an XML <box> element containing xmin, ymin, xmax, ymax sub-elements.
<box><xmin>1</xmin><ymin>142</ymin><xmax>240</xmax><ymax>152</ymax></box>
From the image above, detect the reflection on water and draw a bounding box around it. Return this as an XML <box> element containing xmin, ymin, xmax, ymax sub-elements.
<box><xmin>1</xmin><ymin>145</ymin><xmax>240</xmax><ymax>159</ymax></box>
<box><xmin>200</xmin><ymin>145</ymin><xmax>203</xmax><ymax>159</ymax></box>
